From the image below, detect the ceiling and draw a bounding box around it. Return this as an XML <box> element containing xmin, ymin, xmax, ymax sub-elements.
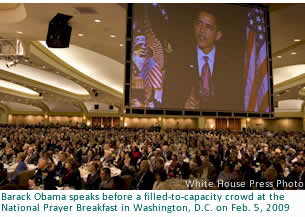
<box><xmin>0</xmin><ymin>3</ymin><xmax>304</xmax><ymax>114</ymax></box>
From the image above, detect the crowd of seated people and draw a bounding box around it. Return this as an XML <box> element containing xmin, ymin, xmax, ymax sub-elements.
<box><xmin>0</xmin><ymin>125</ymin><xmax>304</xmax><ymax>190</ymax></box>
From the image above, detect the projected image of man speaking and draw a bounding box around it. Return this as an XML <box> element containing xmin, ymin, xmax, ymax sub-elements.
<box><xmin>184</xmin><ymin>10</ymin><xmax>223</xmax><ymax>109</ymax></box>
<box><xmin>162</xmin><ymin>5</ymin><xmax>246</xmax><ymax>111</ymax></box>
<box><xmin>131</xmin><ymin>4</ymin><xmax>271</xmax><ymax>112</ymax></box>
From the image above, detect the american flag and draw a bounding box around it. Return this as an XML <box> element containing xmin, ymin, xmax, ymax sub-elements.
<box><xmin>244</xmin><ymin>8</ymin><xmax>270</xmax><ymax>113</ymax></box>
<box><xmin>143</xmin><ymin>58</ymin><xmax>163</xmax><ymax>89</ymax></box>
<box><xmin>142</xmin><ymin>6</ymin><xmax>165</xmax><ymax>89</ymax></box>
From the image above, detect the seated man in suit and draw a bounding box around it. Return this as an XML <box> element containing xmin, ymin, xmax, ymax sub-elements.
<box><xmin>196</xmin><ymin>155</ymin><xmax>217</xmax><ymax>184</ymax></box>
<box><xmin>163</xmin><ymin>8</ymin><xmax>243</xmax><ymax>111</ymax></box>
<box><xmin>11</xmin><ymin>152</ymin><xmax>28</xmax><ymax>184</ymax></box>
<box><xmin>55</xmin><ymin>151</ymin><xmax>67</xmax><ymax>177</ymax></box>
<box><xmin>84</xmin><ymin>161</ymin><xmax>101</xmax><ymax>190</ymax></box>
<box><xmin>28</xmin><ymin>157</ymin><xmax>56</xmax><ymax>190</ymax></box>
<box><xmin>24</xmin><ymin>146</ymin><xmax>39</xmax><ymax>165</ymax></box>
<box><xmin>98</xmin><ymin>167</ymin><xmax>114</xmax><ymax>190</ymax></box>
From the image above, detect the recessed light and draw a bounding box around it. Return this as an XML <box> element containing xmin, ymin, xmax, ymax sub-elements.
<box><xmin>94</xmin><ymin>19</ymin><xmax>101</xmax><ymax>23</ymax></box>
<box><xmin>120</xmin><ymin>44</ymin><xmax>124</xmax><ymax>47</ymax></box>
<box><xmin>42</xmin><ymin>66</ymin><xmax>46</xmax><ymax>69</ymax></box>
<box><xmin>291</xmin><ymin>52</ymin><xmax>296</xmax><ymax>55</ymax></box>
<box><xmin>294</xmin><ymin>39</ymin><xmax>301</xmax><ymax>42</ymax></box>
<box><xmin>78</xmin><ymin>33</ymin><xmax>84</xmax><ymax>37</ymax></box>
<box><xmin>16</xmin><ymin>31</ymin><xmax>23</xmax><ymax>34</ymax></box>
<box><xmin>110</xmin><ymin>34</ymin><xmax>116</xmax><ymax>38</ymax></box>
<box><xmin>276</xmin><ymin>56</ymin><xmax>282</xmax><ymax>59</ymax></box>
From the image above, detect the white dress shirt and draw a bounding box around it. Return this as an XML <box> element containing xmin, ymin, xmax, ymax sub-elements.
<box><xmin>197</xmin><ymin>46</ymin><xmax>216</xmax><ymax>77</ymax></box>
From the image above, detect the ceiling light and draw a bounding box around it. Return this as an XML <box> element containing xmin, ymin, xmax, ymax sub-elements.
<box><xmin>110</xmin><ymin>34</ymin><xmax>116</xmax><ymax>38</ymax></box>
<box><xmin>16</xmin><ymin>31</ymin><xmax>23</xmax><ymax>34</ymax></box>
<box><xmin>120</xmin><ymin>44</ymin><xmax>124</xmax><ymax>47</ymax></box>
<box><xmin>294</xmin><ymin>39</ymin><xmax>301</xmax><ymax>42</ymax></box>
<box><xmin>291</xmin><ymin>52</ymin><xmax>296</xmax><ymax>55</ymax></box>
<box><xmin>42</xmin><ymin>66</ymin><xmax>46</xmax><ymax>69</ymax></box>
<box><xmin>94</xmin><ymin>19</ymin><xmax>101</xmax><ymax>23</ymax></box>
<box><xmin>55</xmin><ymin>71</ymin><xmax>59</xmax><ymax>74</ymax></box>
<box><xmin>78</xmin><ymin>33</ymin><xmax>84</xmax><ymax>37</ymax></box>
<box><xmin>276</xmin><ymin>56</ymin><xmax>282</xmax><ymax>59</ymax></box>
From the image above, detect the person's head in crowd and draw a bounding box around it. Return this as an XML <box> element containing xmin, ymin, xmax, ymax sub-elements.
<box><xmin>147</xmin><ymin>145</ymin><xmax>153</xmax><ymax>154</ymax></box>
<box><xmin>140</xmin><ymin>146</ymin><xmax>147</xmax><ymax>155</ymax></box>
<box><xmin>235</xmin><ymin>145</ymin><xmax>241</xmax><ymax>151</ymax></box>
<box><xmin>181</xmin><ymin>145</ymin><xmax>187</xmax><ymax>153</ymax></box>
<box><xmin>65</xmin><ymin>157</ymin><xmax>75</xmax><ymax>170</ymax></box>
<box><xmin>273</xmin><ymin>162</ymin><xmax>283</xmax><ymax>175</ymax></box>
<box><xmin>100</xmin><ymin>167</ymin><xmax>111</xmax><ymax>181</ymax></box>
<box><xmin>27</xmin><ymin>147</ymin><xmax>34</xmax><ymax>155</ymax></box>
<box><xmin>292</xmin><ymin>162</ymin><xmax>303</xmax><ymax>175</ymax></box>
<box><xmin>58</xmin><ymin>151</ymin><xmax>66</xmax><ymax>162</ymax></box>
<box><xmin>177</xmin><ymin>154</ymin><xmax>184</xmax><ymax>164</ymax></box>
<box><xmin>241</xmin><ymin>155</ymin><xmax>251</xmax><ymax>166</ymax></box>
<box><xmin>232</xmin><ymin>169</ymin><xmax>241</xmax><ymax>181</ymax></box>
<box><xmin>125</xmin><ymin>152</ymin><xmax>133</xmax><ymax>165</ymax></box>
<box><xmin>201</xmin><ymin>155</ymin><xmax>209</xmax><ymax>168</ymax></box>
<box><xmin>88</xmin><ymin>161</ymin><xmax>99</xmax><ymax>174</ymax></box>
<box><xmin>22</xmin><ymin>143</ymin><xmax>30</xmax><ymax>152</ymax></box>
<box><xmin>103</xmin><ymin>143</ymin><xmax>110</xmax><ymax>151</ymax></box>
<box><xmin>118</xmin><ymin>143</ymin><xmax>124</xmax><ymax>150</ymax></box>
<box><xmin>258</xmin><ymin>152</ymin><xmax>266</xmax><ymax>161</ymax></box>
<box><xmin>87</xmin><ymin>150</ymin><xmax>94</xmax><ymax>158</ymax></box>
<box><xmin>265</xmin><ymin>167</ymin><xmax>277</xmax><ymax>182</ymax></box>
<box><xmin>152</xmin><ymin>150</ymin><xmax>159</xmax><ymax>159</ymax></box>
<box><xmin>139</xmin><ymin>160</ymin><xmax>150</xmax><ymax>174</ymax></box>
<box><xmin>17</xmin><ymin>152</ymin><xmax>26</xmax><ymax>163</ymax></box>
<box><xmin>171</xmin><ymin>154</ymin><xmax>177</xmax><ymax>163</ymax></box>
<box><xmin>189</xmin><ymin>155</ymin><xmax>198</xmax><ymax>171</ymax></box>
<box><xmin>37</xmin><ymin>158</ymin><xmax>48</xmax><ymax>170</ymax></box>
<box><xmin>162</xmin><ymin>145</ymin><xmax>169</xmax><ymax>153</ymax></box>
<box><xmin>263</xmin><ymin>146</ymin><xmax>269</xmax><ymax>153</ymax></box>
<box><xmin>260</xmin><ymin>161</ymin><xmax>269</xmax><ymax>172</ymax></box>
<box><xmin>223</xmin><ymin>164</ymin><xmax>232</xmax><ymax>174</ymax></box>
<box><xmin>155</xmin><ymin>158</ymin><xmax>164</xmax><ymax>171</ymax></box>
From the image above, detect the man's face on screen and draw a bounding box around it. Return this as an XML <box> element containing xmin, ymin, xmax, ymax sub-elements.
<box><xmin>194</xmin><ymin>11</ymin><xmax>222</xmax><ymax>54</ymax></box>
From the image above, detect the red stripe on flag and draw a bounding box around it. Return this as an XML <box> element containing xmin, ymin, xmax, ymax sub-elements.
<box><xmin>152</xmin><ymin>68</ymin><xmax>162</xmax><ymax>82</ymax></box>
<box><xmin>148</xmin><ymin>73</ymin><xmax>159</xmax><ymax>88</ymax></box>
<box><xmin>244</xmin><ymin>30</ymin><xmax>255</xmax><ymax>93</ymax></box>
<box><xmin>259</xmin><ymin>91</ymin><xmax>269</xmax><ymax>112</ymax></box>
<box><xmin>150</xmin><ymin>73</ymin><xmax>161</xmax><ymax>88</ymax></box>
<box><xmin>256</xmin><ymin>59</ymin><xmax>267</xmax><ymax>89</ymax></box>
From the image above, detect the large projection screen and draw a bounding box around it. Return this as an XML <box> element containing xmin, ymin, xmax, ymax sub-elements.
<box><xmin>128</xmin><ymin>4</ymin><xmax>272</xmax><ymax>113</ymax></box>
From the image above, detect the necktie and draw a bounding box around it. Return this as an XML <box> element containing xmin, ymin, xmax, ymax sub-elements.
<box><xmin>200</xmin><ymin>56</ymin><xmax>211</xmax><ymax>97</ymax></box>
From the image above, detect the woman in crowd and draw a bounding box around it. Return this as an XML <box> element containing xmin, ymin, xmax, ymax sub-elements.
<box><xmin>60</xmin><ymin>157</ymin><xmax>82</xmax><ymax>189</ymax></box>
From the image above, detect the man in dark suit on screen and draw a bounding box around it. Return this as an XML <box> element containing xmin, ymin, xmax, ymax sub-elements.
<box><xmin>163</xmin><ymin>8</ymin><xmax>243</xmax><ymax>111</ymax></box>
